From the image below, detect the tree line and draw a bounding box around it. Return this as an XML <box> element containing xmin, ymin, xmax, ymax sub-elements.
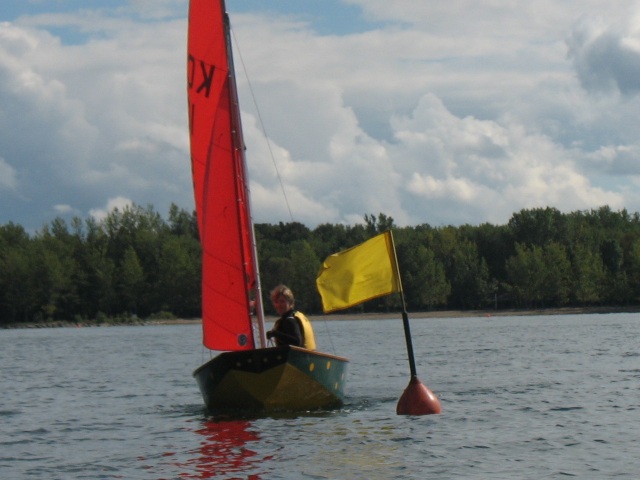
<box><xmin>2</xmin><ymin>203</ymin><xmax>640</xmax><ymax>325</ymax></box>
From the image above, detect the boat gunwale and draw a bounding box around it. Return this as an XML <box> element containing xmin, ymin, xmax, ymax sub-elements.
<box><xmin>192</xmin><ymin>345</ymin><xmax>348</xmax><ymax>377</ymax></box>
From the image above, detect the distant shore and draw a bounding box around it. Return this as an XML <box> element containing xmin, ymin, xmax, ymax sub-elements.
<box><xmin>3</xmin><ymin>306</ymin><xmax>639</xmax><ymax>329</ymax></box>
<box><xmin>170</xmin><ymin>305</ymin><xmax>640</xmax><ymax>324</ymax></box>
<box><xmin>311</xmin><ymin>305</ymin><xmax>640</xmax><ymax>322</ymax></box>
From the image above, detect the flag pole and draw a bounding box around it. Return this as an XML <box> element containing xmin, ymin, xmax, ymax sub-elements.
<box><xmin>388</xmin><ymin>231</ymin><xmax>441</xmax><ymax>415</ymax></box>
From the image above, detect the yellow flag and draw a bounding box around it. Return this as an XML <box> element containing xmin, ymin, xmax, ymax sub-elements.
<box><xmin>316</xmin><ymin>231</ymin><xmax>401</xmax><ymax>313</ymax></box>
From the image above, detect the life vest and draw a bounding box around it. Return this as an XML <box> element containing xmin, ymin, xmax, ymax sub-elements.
<box><xmin>294</xmin><ymin>311</ymin><xmax>316</xmax><ymax>350</ymax></box>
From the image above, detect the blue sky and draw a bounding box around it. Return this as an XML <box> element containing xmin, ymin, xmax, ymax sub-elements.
<box><xmin>3</xmin><ymin>1</ymin><xmax>640</xmax><ymax>232</ymax></box>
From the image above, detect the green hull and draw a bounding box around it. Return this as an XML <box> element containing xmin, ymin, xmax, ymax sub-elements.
<box><xmin>193</xmin><ymin>346</ymin><xmax>349</xmax><ymax>412</ymax></box>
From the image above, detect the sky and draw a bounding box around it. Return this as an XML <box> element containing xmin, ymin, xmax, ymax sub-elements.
<box><xmin>3</xmin><ymin>1</ymin><xmax>640</xmax><ymax>232</ymax></box>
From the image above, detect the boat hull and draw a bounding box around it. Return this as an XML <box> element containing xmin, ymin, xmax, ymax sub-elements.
<box><xmin>193</xmin><ymin>346</ymin><xmax>349</xmax><ymax>412</ymax></box>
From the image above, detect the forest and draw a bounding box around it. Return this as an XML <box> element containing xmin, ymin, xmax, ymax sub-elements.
<box><xmin>2</xmin><ymin>203</ymin><xmax>640</xmax><ymax>325</ymax></box>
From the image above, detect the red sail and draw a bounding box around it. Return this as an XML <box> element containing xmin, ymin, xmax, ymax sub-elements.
<box><xmin>187</xmin><ymin>0</ymin><xmax>255</xmax><ymax>351</ymax></box>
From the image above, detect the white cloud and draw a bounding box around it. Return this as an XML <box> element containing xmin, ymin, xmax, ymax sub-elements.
<box><xmin>3</xmin><ymin>1</ymin><xmax>640</xmax><ymax>231</ymax></box>
<box><xmin>386</xmin><ymin>94</ymin><xmax>623</xmax><ymax>225</ymax></box>
<box><xmin>89</xmin><ymin>196</ymin><xmax>133</xmax><ymax>223</ymax></box>
<box><xmin>0</xmin><ymin>13</ymin><xmax>190</xmax><ymax>229</ymax></box>
<box><xmin>54</xmin><ymin>204</ymin><xmax>74</xmax><ymax>214</ymax></box>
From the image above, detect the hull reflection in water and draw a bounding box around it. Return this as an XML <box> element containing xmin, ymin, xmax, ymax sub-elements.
<box><xmin>186</xmin><ymin>420</ymin><xmax>262</xmax><ymax>479</ymax></box>
<box><xmin>194</xmin><ymin>346</ymin><xmax>348</xmax><ymax>412</ymax></box>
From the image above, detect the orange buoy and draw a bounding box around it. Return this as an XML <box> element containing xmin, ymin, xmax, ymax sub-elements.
<box><xmin>396</xmin><ymin>376</ymin><xmax>441</xmax><ymax>415</ymax></box>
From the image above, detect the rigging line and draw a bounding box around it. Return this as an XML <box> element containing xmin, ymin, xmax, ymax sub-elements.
<box><xmin>230</xmin><ymin>26</ymin><xmax>294</xmax><ymax>223</ymax></box>
<box><xmin>321</xmin><ymin>316</ymin><xmax>338</xmax><ymax>356</ymax></box>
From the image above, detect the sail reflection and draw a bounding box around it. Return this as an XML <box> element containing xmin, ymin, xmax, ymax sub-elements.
<box><xmin>180</xmin><ymin>419</ymin><xmax>263</xmax><ymax>479</ymax></box>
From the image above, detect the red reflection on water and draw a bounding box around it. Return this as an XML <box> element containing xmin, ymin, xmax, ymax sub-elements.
<box><xmin>179</xmin><ymin>419</ymin><xmax>263</xmax><ymax>479</ymax></box>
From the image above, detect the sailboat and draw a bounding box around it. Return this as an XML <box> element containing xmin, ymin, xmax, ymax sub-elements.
<box><xmin>187</xmin><ymin>0</ymin><xmax>348</xmax><ymax>412</ymax></box>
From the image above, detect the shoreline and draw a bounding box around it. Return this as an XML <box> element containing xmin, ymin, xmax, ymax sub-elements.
<box><xmin>300</xmin><ymin>305</ymin><xmax>640</xmax><ymax>322</ymax></box>
<box><xmin>171</xmin><ymin>305</ymin><xmax>640</xmax><ymax>324</ymax></box>
<box><xmin>2</xmin><ymin>306</ymin><xmax>639</xmax><ymax>329</ymax></box>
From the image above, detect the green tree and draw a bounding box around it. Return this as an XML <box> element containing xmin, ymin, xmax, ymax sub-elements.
<box><xmin>541</xmin><ymin>242</ymin><xmax>572</xmax><ymax>306</ymax></box>
<box><xmin>32</xmin><ymin>219</ymin><xmax>80</xmax><ymax>321</ymax></box>
<box><xmin>37</xmin><ymin>249</ymin><xmax>71</xmax><ymax>320</ymax></box>
<box><xmin>117</xmin><ymin>246</ymin><xmax>145</xmax><ymax>315</ymax></box>
<box><xmin>156</xmin><ymin>235</ymin><xmax>201</xmax><ymax>316</ymax></box>
<box><xmin>397</xmin><ymin>242</ymin><xmax>450</xmax><ymax>310</ymax></box>
<box><xmin>623</xmin><ymin>238</ymin><xmax>640</xmax><ymax>302</ymax></box>
<box><xmin>168</xmin><ymin>203</ymin><xmax>199</xmax><ymax>239</ymax></box>
<box><xmin>570</xmin><ymin>244</ymin><xmax>606</xmax><ymax>305</ymax></box>
<box><xmin>505</xmin><ymin>243</ymin><xmax>545</xmax><ymax>307</ymax></box>
<box><xmin>508</xmin><ymin>207</ymin><xmax>566</xmax><ymax>247</ymax></box>
<box><xmin>288</xmin><ymin>240</ymin><xmax>321</xmax><ymax>312</ymax></box>
<box><xmin>0</xmin><ymin>235</ymin><xmax>34</xmax><ymax>323</ymax></box>
<box><xmin>446</xmin><ymin>239</ymin><xmax>491</xmax><ymax>309</ymax></box>
<box><xmin>78</xmin><ymin>218</ymin><xmax>118</xmax><ymax>318</ymax></box>
<box><xmin>310</xmin><ymin>223</ymin><xmax>350</xmax><ymax>261</ymax></box>
<box><xmin>364</xmin><ymin>212</ymin><xmax>395</xmax><ymax>235</ymax></box>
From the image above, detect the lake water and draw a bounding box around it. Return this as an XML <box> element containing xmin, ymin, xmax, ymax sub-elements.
<box><xmin>1</xmin><ymin>313</ymin><xmax>639</xmax><ymax>479</ymax></box>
